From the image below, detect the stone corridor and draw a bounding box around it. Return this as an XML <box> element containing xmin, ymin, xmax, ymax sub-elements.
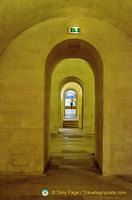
<box><xmin>0</xmin><ymin>129</ymin><xmax>132</xmax><ymax>200</ymax></box>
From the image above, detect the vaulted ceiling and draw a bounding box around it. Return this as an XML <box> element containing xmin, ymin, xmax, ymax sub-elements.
<box><xmin>0</xmin><ymin>0</ymin><xmax>132</xmax><ymax>55</ymax></box>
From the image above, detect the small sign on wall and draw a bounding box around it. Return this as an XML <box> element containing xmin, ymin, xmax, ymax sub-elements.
<box><xmin>68</xmin><ymin>27</ymin><xmax>80</xmax><ymax>34</ymax></box>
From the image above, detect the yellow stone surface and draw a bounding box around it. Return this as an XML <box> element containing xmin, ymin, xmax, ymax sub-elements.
<box><xmin>0</xmin><ymin>0</ymin><xmax>131</xmax><ymax>176</ymax></box>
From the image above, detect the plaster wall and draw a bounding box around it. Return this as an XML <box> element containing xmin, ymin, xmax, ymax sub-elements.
<box><xmin>0</xmin><ymin>16</ymin><xmax>131</xmax><ymax>175</ymax></box>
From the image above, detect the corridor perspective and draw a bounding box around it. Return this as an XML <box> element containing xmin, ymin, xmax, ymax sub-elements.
<box><xmin>0</xmin><ymin>0</ymin><xmax>132</xmax><ymax>199</ymax></box>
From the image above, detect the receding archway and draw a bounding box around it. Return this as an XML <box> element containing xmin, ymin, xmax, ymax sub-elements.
<box><xmin>45</xmin><ymin>38</ymin><xmax>103</xmax><ymax>172</ymax></box>
<box><xmin>58</xmin><ymin>76</ymin><xmax>84</xmax><ymax>131</ymax></box>
<box><xmin>60</xmin><ymin>82</ymin><xmax>83</xmax><ymax>129</ymax></box>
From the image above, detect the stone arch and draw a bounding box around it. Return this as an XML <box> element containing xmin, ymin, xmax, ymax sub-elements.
<box><xmin>59</xmin><ymin>78</ymin><xmax>83</xmax><ymax>129</ymax></box>
<box><xmin>45</xmin><ymin>38</ymin><xmax>103</xmax><ymax>172</ymax></box>
<box><xmin>60</xmin><ymin>83</ymin><xmax>82</xmax><ymax>129</ymax></box>
<box><xmin>59</xmin><ymin>76</ymin><xmax>84</xmax><ymax>92</ymax></box>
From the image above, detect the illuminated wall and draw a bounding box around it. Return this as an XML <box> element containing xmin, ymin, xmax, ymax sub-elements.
<box><xmin>0</xmin><ymin>1</ymin><xmax>132</xmax><ymax>176</ymax></box>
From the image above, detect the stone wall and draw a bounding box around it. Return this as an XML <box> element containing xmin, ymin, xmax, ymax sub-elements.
<box><xmin>0</xmin><ymin>15</ymin><xmax>131</xmax><ymax>175</ymax></box>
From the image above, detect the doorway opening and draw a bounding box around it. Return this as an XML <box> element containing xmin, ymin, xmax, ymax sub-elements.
<box><xmin>60</xmin><ymin>81</ymin><xmax>83</xmax><ymax>129</ymax></box>
<box><xmin>63</xmin><ymin>89</ymin><xmax>78</xmax><ymax>128</ymax></box>
<box><xmin>45</xmin><ymin>39</ymin><xmax>103</xmax><ymax>173</ymax></box>
<box><xmin>49</xmin><ymin>59</ymin><xmax>96</xmax><ymax>172</ymax></box>
<box><xmin>64</xmin><ymin>90</ymin><xmax>77</xmax><ymax>120</ymax></box>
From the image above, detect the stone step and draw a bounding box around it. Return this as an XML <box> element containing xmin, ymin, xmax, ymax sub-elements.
<box><xmin>63</xmin><ymin>120</ymin><xmax>79</xmax><ymax>128</ymax></box>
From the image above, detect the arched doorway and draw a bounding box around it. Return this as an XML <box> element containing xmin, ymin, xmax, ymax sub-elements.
<box><xmin>50</xmin><ymin>61</ymin><xmax>95</xmax><ymax>135</ymax></box>
<box><xmin>64</xmin><ymin>89</ymin><xmax>77</xmax><ymax>119</ymax></box>
<box><xmin>45</xmin><ymin>39</ymin><xmax>103</xmax><ymax>173</ymax></box>
<box><xmin>60</xmin><ymin>82</ymin><xmax>83</xmax><ymax>129</ymax></box>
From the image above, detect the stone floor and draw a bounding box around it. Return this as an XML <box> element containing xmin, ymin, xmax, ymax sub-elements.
<box><xmin>0</xmin><ymin>129</ymin><xmax>132</xmax><ymax>200</ymax></box>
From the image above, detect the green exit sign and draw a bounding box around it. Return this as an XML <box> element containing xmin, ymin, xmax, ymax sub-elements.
<box><xmin>68</xmin><ymin>27</ymin><xmax>80</xmax><ymax>34</ymax></box>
